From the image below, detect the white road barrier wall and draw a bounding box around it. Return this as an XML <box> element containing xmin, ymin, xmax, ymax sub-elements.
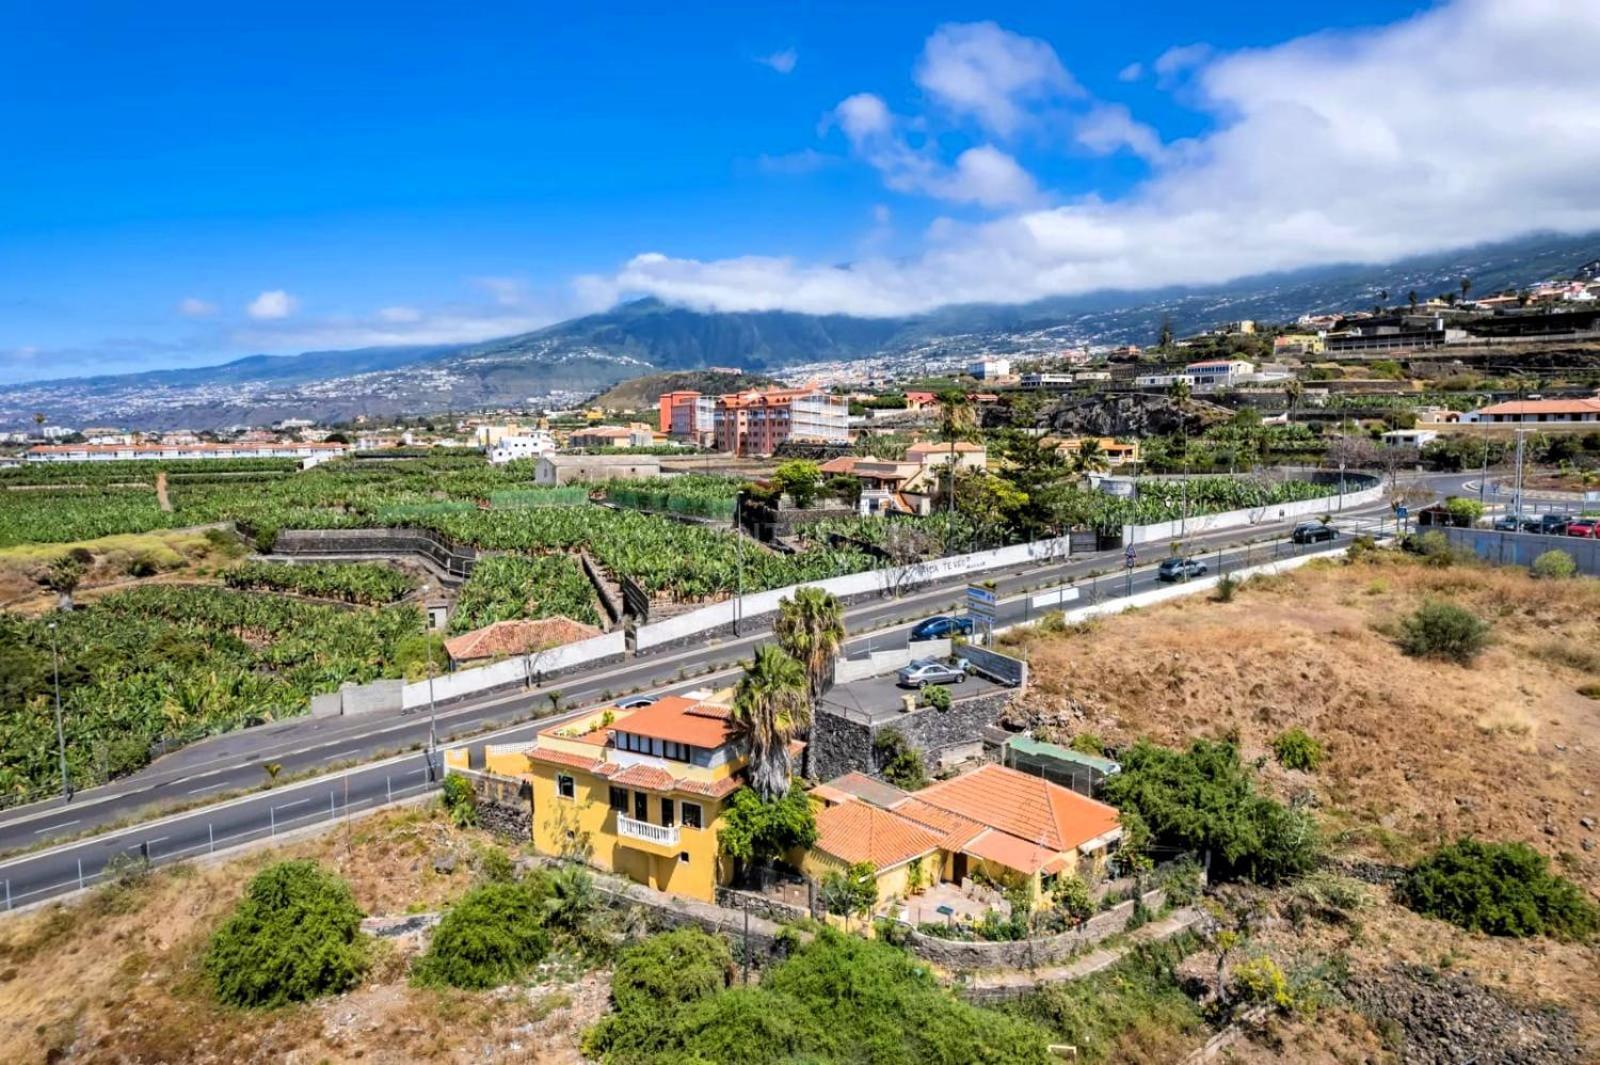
<box><xmin>1121</xmin><ymin>484</ymin><xmax>1383</xmax><ymax>546</ymax></box>
<box><xmin>634</xmin><ymin>535</ymin><xmax>1072</xmax><ymax>652</ymax></box>
<box><xmin>399</xmin><ymin>630</ymin><xmax>627</xmax><ymax>710</ymax></box>
<box><xmin>832</xmin><ymin>639</ymin><xmax>952</xmax><ymax>685</ymax></box>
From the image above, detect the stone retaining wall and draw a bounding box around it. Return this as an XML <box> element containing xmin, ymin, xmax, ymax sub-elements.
<box><xmin>906</xmin><ymin>887</ymin><xmax>1169</xmax><ymax>973</ymax></box>
<box><xmin>715</xmin><ymin>885</ymin><xmax>821</xmax><ymax>924</ymax></box>
<box><xmin>273</xmin><ymin>526</ymin><xmax>478</xmax><ymax>580</ymax></box>
<box><xmin>810</xmin><ymin>690</ymin><xmax>1014</xmax><ymax>782</ymax></box>
<box><xmin>453</xmin><ymin>767</ymin><xmax>532</xmax><ymax>842</ymax></box>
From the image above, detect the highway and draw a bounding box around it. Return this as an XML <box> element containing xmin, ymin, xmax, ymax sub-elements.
<box><xmin>0</xmin><ymin>508</ymin><xmax>1396</xmax><ymax>914</ymax></box>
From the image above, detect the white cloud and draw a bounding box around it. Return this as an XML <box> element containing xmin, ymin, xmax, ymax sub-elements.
<box><xmin>754</xmin><ymin>149</ymin><xmax>838</xmax><ymax>175</ymax></box>
<box><xmin>376</xmin><ymin>305</ymin><xmax>423</xmax><ymax>323</ymax></box>
<box><xmin>757</xmin><ymin>48</ymin><xmax>797</xmax><ymax>74</ymax></box>
<box><xmin>828</xmin><ymin>93</ymin><xmax>1040</xmax><ymax>208</ymax></box>
<box><xmin>913</xmin><ymin>21</ymin><xmax>1077</xmax><ymax>137</ymax></box>
<box><xmin>872</xmin><ymin>204</ymin><xmax>892</xmax><ymax>225</ymax></box>
<box><xmin>1153</xmin><ymin>43</ymin><xmax>1211</xmax><ymax>83</ymax></box>
<box><xmin>176</xmin><ymin>296</ymin><xmax>217</xmax><ymax>318</ymax></box>
<box><xmin>246</xmin><ymin>289</ymin><xmax>297</xmax><ymax>320</ymax></box>
<box><xmin>473</xmin><ymin>276</ymin><xmax>529</xmax><ymax>307</ymax></box>
<box><xmin>1075</xmin><ymin>104</ymin><xmax>1164</xmax><ymax>162</ymax></box>
<box><xmin>1117</xmin><ymin>62</ymin><xmax>1144</xmax><ymax>83</ymax></box>
<box><xmin>600</xmin><ymin>0</ymin><xmax>1600</xmax><ymax>317</ymax></box>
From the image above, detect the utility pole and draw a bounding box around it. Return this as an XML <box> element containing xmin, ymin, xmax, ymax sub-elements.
<box><xmin>733</xmin><ymin>490</ymin><xmax>745</xmax><ymax>636</ymax></box>
<box><xmin>1512</xmin><ymin>429</ymin><xmax>1528</xmax><ymax>524</ymax></box>
<box><xmin>426</xmin><ymin>636</ymin><xmax>439</xmax><ymax>781</ymax></box>
<box><xmin>48</xmin><ymin>622</ymin><xmax>71</xmax><ymax>802</ymax></box>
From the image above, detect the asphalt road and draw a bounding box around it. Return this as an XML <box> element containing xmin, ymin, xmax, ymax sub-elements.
<box><xmin>0</xmin><ymin>509</ymin><xmax>1393</xmax><ymax>913</ymax></box>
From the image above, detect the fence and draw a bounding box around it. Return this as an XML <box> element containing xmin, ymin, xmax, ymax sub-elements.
<box><xmin>633</xmin><ymin>534</ymin><xmax>1074</xmax><ymax>653</ymax></box>
<box><xmin>1441</xmin><ymin>527</ymin><xmax>1600</xmax><ymax>575</ymax></box>
<box><xmin>1120</xmin><ymin>475</ymin><xmax>1384</xmax><ymax>546</ymax></box>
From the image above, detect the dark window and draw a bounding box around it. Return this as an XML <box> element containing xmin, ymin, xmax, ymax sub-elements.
<box><xmin>556</xmin><ymin>774</ymin><xmax>575</xmax><ymax>800</ymax></box>
<box><xmin>678</xmin><ymin>851</ymin><xmax>691</xmax><ymax>863</ymax></box>
<box><xmin>661</xmin><ymin>798</ymin><xmax>675</xmax><ymax>827</ymax></box>
<box><xmin>608</xmin><ymin>786</ymin><xmax>628</xmax><ymax>813</ymax></box>
<box><xmin>634</xmin><ymin>791</ymin><xmax>648</xmax><ymax>822</ymax></box>
<box><xmin>681</xmin><ymin>802</ymin><xmax>703</xmax><ymax>829</ymax></box>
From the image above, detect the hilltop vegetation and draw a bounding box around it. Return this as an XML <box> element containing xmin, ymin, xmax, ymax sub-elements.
<box><xmin>592</xmin><ymin>369</ymin><xmax>782</xmax><ymax>411</ymax></box>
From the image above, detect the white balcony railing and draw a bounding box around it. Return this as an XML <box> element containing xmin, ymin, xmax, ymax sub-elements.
<box><xmin>617</xmin><ymin>814</ymin><xmax>680</xmax><ymax>847</ymax></box>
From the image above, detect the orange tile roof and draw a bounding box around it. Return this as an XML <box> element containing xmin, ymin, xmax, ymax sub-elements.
<box><xmin>912</xmin><ymin>763</ymin><xmax>1120</xmax><ymax>854</ymax></box>
<box><xmin>609</xmin><ymin>763</ymin><xmax>678</xmax><ymax>791</ymax></box>
<box><xmin>818</xmin><ymin>456</ymin><xmax>860</xmax><ymax>475</ymax></box>
<box><xmin>678</xmin><ymin>774</ymin><xmax>743</xmax><ymax>799</ymax></box>
<box><xmin>609</xmin><ymin>696</ymin><xmax>738</xmax><ymax>749</ymax></box>
<box><xmin>890</xmin><ymin>797</ymin><xmax>987</xmax><ymax>851</ymax></box>
<box><xmin>444</xmin><ymin>617</ymin><xmax>601</xmax><ymax>662</ymax></box>
<box><xmin>813</xmin><ymin>801</ymin><xmax>942</xmax><ymax>871</ymax></box>
<box><xmin>526</xmin><ymin>747</ymin><xmax>604</xmax><ymax>773</ymax></box>
<box><xmin>1473</xmin><ymin>397</ymin><xmax>1600</xmax><ymax>417</ymax></box>
<box><xmin>963</xmin><ymin>828</ymin><xmax>1061</xmax><ymax>875</ymax></box>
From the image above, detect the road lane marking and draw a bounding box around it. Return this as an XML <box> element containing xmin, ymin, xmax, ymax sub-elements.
<box><xmin>329</xmin><ymin>750</ymin><xmax>362</xmax><ymax>762</ymax></box>
<box><xmin>33</xmin><ymin>820</ymin><xmax>78</xmax><ymax>835</ymax></box>
<box><xmin>187</xmin><ymin>781</ymin><xmax>228</xmax><ymax>795</ymax></box>
<box><xmin>273</xmin><ymin>798</ymin><xmax>309</xmax><ymax>810</ymax></box>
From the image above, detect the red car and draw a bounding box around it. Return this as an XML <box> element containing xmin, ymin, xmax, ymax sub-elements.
<box><xmin>1567</xmin><ymin>519</ymin><xmax>1599</xmax><ymax>539</ymax></box>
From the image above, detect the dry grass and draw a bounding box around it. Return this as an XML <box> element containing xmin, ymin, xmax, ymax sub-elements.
<box><xmin>0</xmin><ymin>528</ymin><xmax>243</xmax><ymax>612</ymax></box>
<box><xmin>1004</xmin><ymin>552</ymin><xmax>1600</xmax><ymax>884</ymax></box>
<box><xmin>0</xmin><ymin>806</ymin><xmax>606</xmax><ymax>1064</ymax></box>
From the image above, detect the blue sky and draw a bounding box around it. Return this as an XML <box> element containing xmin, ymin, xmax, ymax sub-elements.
<box><xmin>6</xmin><ymin>0</ymin><xmax>1599</xmax><ymax>383</ymax></box>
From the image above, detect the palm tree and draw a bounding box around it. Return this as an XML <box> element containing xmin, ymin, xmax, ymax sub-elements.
<box><xmin>32</xmin><ymin>412</ymin><xmax>45</xmax><ymax>435</ymax></box>
<box><xmin>774</xmin><ymin>586</ymin><xmax>845</xmax><ymax>704</ymax></box>
<box><xmin>1460</xmin><ymin>277</ymin><xmax>1472</xmax><ymax>301</ymax></box>
<box><xmin>1407</xmin><ymin>290</ymin><xmax>1419</xmax><ymax>312</ymax></box>
<box><xmin>730</xmin><ymin>645</ymin><xmax>811</xmax><ymax>800</ymax></box>
<box><xmin>40</xmin><ymin>555</ymin><xmax>85</xmax><ymax>611</ymax></box>
<box><xmin>1167</xmin><ymin>378</ymin><xmax>1192</xmax><ymax>405</ymax></box>
<box><xmin>935</xmin><ymin>389</ymin><xmax>975</xmax><ymax>514</ymax></box>
<box><xmin>1068</xmin><ymin>438</ymin><xmax>1111</xmax><ymax>482</ymax></box>
<box><xmin>1284</xmin><ymin>378</ymin><xmax>1304</xmax><ymax>414</ymax></box>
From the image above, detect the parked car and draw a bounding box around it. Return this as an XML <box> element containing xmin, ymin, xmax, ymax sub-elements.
<box><xmin>1291</xmin><ymin>521</ymin><xmax>1337</xmax><ymax>544</ymax></box>
<box><xmin>1567</xmin><ymin>519</ymin><xmax>1599</xmax><ymax>539</ymax></box>
<box><xmin>1492</xmin><ymin>514</ymin><xmax>1522</xmax><ymax>531</ymax></box>
<box><xmin>1529</xmin><ymin>514</ymin><xmax>1571</xmax><ymax>536</ymax></box>
<box><xmin>1156</xmin><ymin>557</ymin><xmax>1208</xmax><ymax>582</ymax></box>
<box><xmin>896</xmin><ymin>657</ymin><xmax>970</xmax><ymax>689</ymax></box>
<box><xmin>615</xmin><ymin>695</ymin><xmax>658</xmax><ymax>709</ymax></box>
<box><xmin>910</xmin><ymin>615</ymin><xmax>974</xmax><ymax>641</ymax></box>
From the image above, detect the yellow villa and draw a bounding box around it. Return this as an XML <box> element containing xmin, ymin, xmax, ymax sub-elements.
<box><xmin>484</xmin><ymin>695</ymin><xmax>752</xmax><ymax>901</ymax></box>
<box><xmin>804</xmin><ymin>765</ymin><xmax>1123</xmax><ymax>917</ymax></box>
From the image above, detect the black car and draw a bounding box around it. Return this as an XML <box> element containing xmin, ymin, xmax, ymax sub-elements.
<box><xmin>1156</xmin><ymin>557</ymin><xmax>1207</xmax><ymax>582</ymax></box>
<box><xmin>1291</xmin><ymin>522</ymin><xmax>1337</xmax><ymax>544</ymax></box>
<box><xmin>1492</xmin><ymin>514</ymin><xmax>1521</xmax><ymax>532</ymax></box>
<box><xmin>1528</xmin><ymin>514</ymin><xmax>1570</xmax><ymax>536</ymax></box>
<box><xmin>910</xmin><ymin>615</ymin><xmax>975</xmax><ymax>641</ymax></box>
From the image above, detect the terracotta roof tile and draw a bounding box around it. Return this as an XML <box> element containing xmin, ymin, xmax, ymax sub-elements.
<box><xmin>678</xmin><ymin>774</ymin><xmax>743</xmax><ymax>799</ymax></box>
<box><xmin>444</xmin><ymin>617</ymin><xmax>601</xmax><ymax>663</ymax></box>
<box><xmin>962</xmin><ymin>828</ymin><xmax>1060</xmax><ymax>875</ymax></box>
<box><xmin>526</xmin><ymin>747</ymin><xmax>603</xmax><ymax>772</ymax></box>
<box><xmin>813</xmin><ymin>802</ymin><xmax>942</xmax><ymax>871</ymax></box>
<box><xmin>913</xmin><ymin>763</ymin><xmax>1120</xmax><ymax>853</ymax></box>
<box><xmin>610</xmin><ymin>696</ymin><xmax>738</xmax><ymax>749</ymax></box>
<box><xmin>609</xmin><ymin>763</ymin><xmax>678</xmax><ymax>792</ymax></box>
<box><xmin>891</xmin><ymin>797</ymin><xmax>987</xmax><ymax>850</ymax></box>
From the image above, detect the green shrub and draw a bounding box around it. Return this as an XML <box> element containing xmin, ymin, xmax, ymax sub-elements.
<box><xmin>1531</xmin><ymin>549</ymin><xmax>1578</xmax><ymax>580</ymax></box>
<box><xmin>411</xmin><ymin>879</ymin><xmax>552</xmax><ymax>989</ymax></box>
<box><xmin>1399</xmin><ymin>838</ymin><xmax>1599</xmax><ymax>941</ymax></box>
<box><xmin>1052</xmin><ymin>875</ymin><xmax>1094</xmax><ymax>925</ymax></box>
<box><xmin>820</xmin><ymin>861</ymin><xmax>879</xmax><ymax>922</ymax></box>
<box><xmin>1213</xmin><ymin>575</ymin><xmax>1239</xmax><ymax>603</ymax></box>
<box><xmin>1231</xmin><ymin>955</ymin><xmax>1294</xmax><ymax>1011</ymax></box>
<box><xmin>205</xmin><ymin>861</ymin><xmax>367</xmax><ymax>1008</ymax></box>
<box><xmin>1443</xmin><ymin>498</ymin><xmax>1485</xmax><ymax>525</ymax></box>
<box><xmin>1069</xmin><ymin>732</ymin><xmax>1106</xmax><ymax>756</ymax></box>
<box><xmin>1398</xmin><ymin>601</ymin><xmax>1491</xmax><ymax>664</ymax></box>
<box><xmin>1412</xmin><ymin>530</ymin><xmax>1456</xmax><ymax>565</ymax></box>
<box><xmin>922</xmin><ymin>684</ymin><xmax>952</xmax><ymax>711</ymax></box>
<box><xmin>873</xmin><ymin>728</ymin><xmax>928</xmax><ymax>790</ymax></box>
<box><xmin>440</xmin><ymin>773</ymin><xmax>477</xmax><ymax>828</ymax></box>
<box><xmin>1271</xmin><ymin>727</ymin><xmax>1323</xmax><ymax>772</ymax></box>
<box><xmin>718</xmin><ymin>787</ymin><xmax>817</xmax><ymax>872</ymax></box>
<box><xmin>1101</xmin><ymin>740</ymin><xmax>1318</xmax><ymax>885</ymax></box>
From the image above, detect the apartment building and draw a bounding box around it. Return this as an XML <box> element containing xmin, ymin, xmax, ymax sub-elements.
<box><xmin>661</xmin><ymin>385</ymin><xmax>849</xmax><ymax>456</ymax></box>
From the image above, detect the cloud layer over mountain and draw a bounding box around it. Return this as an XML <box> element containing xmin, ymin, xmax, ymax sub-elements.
<box><xmin>601</xmin><ymin>0</ymin><xmax>1600</xmax><ymax>317</ymax></box>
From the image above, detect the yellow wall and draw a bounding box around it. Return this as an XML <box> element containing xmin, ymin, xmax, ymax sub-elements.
<box><xmin>526</xmin><ymin>761</ymin><xmax>732</xmax><ymax>902</ymax></box>
<box><xmin>803</xmin><ymin>848</ymin><xmax>937</xmax><ymax>915</ymax></box>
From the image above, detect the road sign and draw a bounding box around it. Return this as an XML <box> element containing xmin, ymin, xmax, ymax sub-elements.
<box><xmin>1394</xmin><ymin>505</ymin><xmax>1408</xmax><ymax>521</ymax></box>
<box><xmin>966</xmin><ymin>583</ymin><xmax>997</xmax><ymax>620</ymax></box>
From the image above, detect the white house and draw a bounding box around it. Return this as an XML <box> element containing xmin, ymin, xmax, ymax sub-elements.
<box><xmin>967</xmin><ymin>357</ymin><xmax>1012</xmax><ymax>380</ymax></box>
<box><xmin>1381</xmin><ymin>429</ymin><xmax>1440</xmax><ymax>448</ymax></box>
<box><xmin>488</xmin><ymin>432</ymin><xmax>558</xmax><ymax>464</ymax></box>
<box><xmin>1460</xmin><ymin>397</ymin><xmax>1600</xmax><ymax>425</ymax></box>
<box><xmin>1183</xmin><ymin>359</ymin><xmax>1255</xmax><ymax>389</ymax></box>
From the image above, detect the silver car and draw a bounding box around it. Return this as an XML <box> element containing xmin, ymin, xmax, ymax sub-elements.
<box><xmin>897</xmin><ymin>658</ymin><xmax>969</xmax><ymax>689</ymax></box>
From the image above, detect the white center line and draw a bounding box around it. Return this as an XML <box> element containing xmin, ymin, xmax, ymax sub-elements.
<box><xmin>187</xmin><ymin>781</ymin><xmax>228</xmax><ymax>795</ymax></box>
<box><xmin>34</xmin><ymin>820</ymin><xmax>79</xmax><ymax>834</ymax></box>
<box><xmin>145</xmin><ymin>836</ymin><xmax>168</xmax><ymax>846</ymax></box>
<box><xmin>274</xmin><ymin>798</ymin><xmax>310</xmax><ymax>811</ymax></box>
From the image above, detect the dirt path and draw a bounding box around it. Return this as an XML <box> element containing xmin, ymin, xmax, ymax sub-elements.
<box><xmin>963</xmin><ymin>907</ymin><xmax>1204</xmax><ymax>993</ymax></box>
<box><xmin>155</xmin><ymin>469</ymin><xmax>172</xmax><ymax>511</ymax></box>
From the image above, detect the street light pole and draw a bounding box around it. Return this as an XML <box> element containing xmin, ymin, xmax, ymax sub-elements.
<box><xmin>426</xmin><ymin>636</ymin><xmax>439</xmax><ymax>781</ymax></box>
<box><xmin>47</xmin><ymin>621</ymin><xmax>71</xmax><ymax>802</ymax></box>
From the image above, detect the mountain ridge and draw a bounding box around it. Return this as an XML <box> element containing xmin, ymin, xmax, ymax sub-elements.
<box><xmin>6</xmin><ymin>229</ymin><xmax>1598</xmax><ymax>431</ymax></box>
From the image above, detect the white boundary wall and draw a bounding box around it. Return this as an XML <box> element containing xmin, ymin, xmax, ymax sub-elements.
<box><xmin>400</xmin><ymin>630</ymin><xmax>626</xmax><ymax>710</ymax></box>
<box><xmin>1120</xmin><ymin>483</ymin><xmax>1383</xmax><ymax>546</ymax></box>
<box><xmin>634</xmin><ymin>535</ymin><xmax>1072</xmax><ymax>652</ymax></box>
<box><xmin>833</xmin><ymin>638</ymin><xmax>952</xmax><ymax>685</ymax></box>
